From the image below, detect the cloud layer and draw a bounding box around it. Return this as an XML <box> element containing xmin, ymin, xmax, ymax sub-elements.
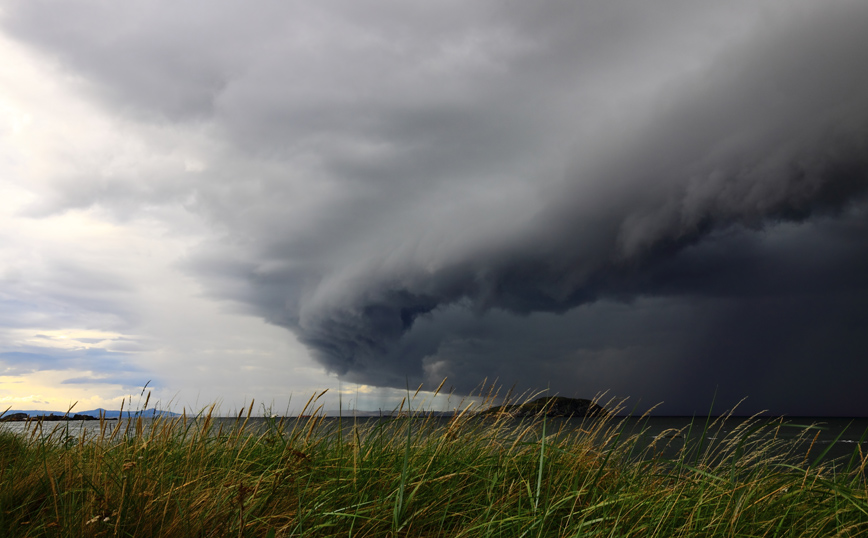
<box><xmin>3</xmin><ymin>1</ymin><xmax>868</xmax><ymax>414</ymax></box>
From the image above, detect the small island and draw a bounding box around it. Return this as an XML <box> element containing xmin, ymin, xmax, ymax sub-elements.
<box><xmin>1</xmin><ymin>412</ymin><xmax>99</xmax><ymax>422</ymax></box>
<box><xmin>481</xmin><ymin>396</ymin><xmax>608</xmax><ymax>418</ymax></box>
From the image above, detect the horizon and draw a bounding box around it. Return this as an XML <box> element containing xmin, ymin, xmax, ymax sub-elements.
<box><xmin>6</xmin><ymin>393</ymin><xmax>868</xmax><ymax>419</ymax></box>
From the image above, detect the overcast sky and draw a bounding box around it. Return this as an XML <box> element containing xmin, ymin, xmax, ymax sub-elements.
<box><xmin>2</xmin><ymin>1</ymin><xmax>867</xmax><ymax>416</ymax></box>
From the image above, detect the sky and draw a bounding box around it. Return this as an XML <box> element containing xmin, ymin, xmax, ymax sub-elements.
<box><xmin>1</xmin><ymin>1</ymin><xmax>867</xmax><ymax>417</ymax></box>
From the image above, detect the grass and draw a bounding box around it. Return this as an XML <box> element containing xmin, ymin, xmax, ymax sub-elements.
<box><xmin>1</xmin><ymin>389</ymin><xmax>866</xmax><ymax>537</ymax></box>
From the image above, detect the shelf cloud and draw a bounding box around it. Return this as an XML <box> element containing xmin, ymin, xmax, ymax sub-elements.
<box><xmin>3</xmin><ymin>0</ymin><xmax>867</xmax><ymax>414</ymax></box>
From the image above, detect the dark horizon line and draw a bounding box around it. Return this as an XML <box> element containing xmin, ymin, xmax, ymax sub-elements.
<box><xmin>4</xmin><ymin>409</ymin><xmax>867</xmax><ymax>420</ymax></box>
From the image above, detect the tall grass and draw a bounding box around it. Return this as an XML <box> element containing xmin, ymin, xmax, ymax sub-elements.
<box><xmin>1</xmin><ymin>390</ymin><xmax>866</xmax><ymax>537</ymax></box>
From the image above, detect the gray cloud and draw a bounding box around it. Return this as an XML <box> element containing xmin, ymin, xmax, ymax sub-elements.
<box><xmin>0</xmin><ymin>259</ymin><xmax>136</xmax><ymax>332</ymax></box>
<box><xmin>0</xmin><ymin>348</ymin><xmax>150</xmax><ymax>382</ymax></box>
<box><xmin>0</xmin><ymin>351</ymin><xmax>58</xmax><ymax>376</ymax></box>
<box><xmin>60</xmin><ymin>374</ymin><xmax>152</xmax><ymax>387</ymax></box>
<box><xmin>4</xmin><ymin>1</ymin><xmax>868</xmax><ymax>414</ymax></box>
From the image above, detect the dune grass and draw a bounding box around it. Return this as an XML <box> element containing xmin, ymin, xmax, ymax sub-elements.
<box><xmin>1</xmin><ymin>390</ymin><xmax>867</xmax><ymax>537</ymax></box>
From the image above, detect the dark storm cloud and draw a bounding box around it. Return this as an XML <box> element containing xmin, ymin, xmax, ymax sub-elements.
<box><xmin>282</xmin><ymin>3</ymin><xmax>868</xmax><ymax>411</ymax></box>
<box><xmin>4</xmin><ymin>1</ymin><xmax>868</xmax><ymax>414</ymax></box>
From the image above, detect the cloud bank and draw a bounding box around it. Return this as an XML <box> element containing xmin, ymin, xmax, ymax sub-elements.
<box><xmin>3</xmin><ymin>1</ymin><xmax>868</xmax><ymax>414</ymax></box>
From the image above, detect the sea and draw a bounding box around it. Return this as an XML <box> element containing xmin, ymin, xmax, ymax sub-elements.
<box><xmin>3</xmin><ymin>415</ymin><xmax>866</xmax><ymax>470</ymax></box>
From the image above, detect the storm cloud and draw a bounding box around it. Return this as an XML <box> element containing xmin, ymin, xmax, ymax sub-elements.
<box><xmin>3</xmin><ymin>1</ymin><xmax>868</xmax><ymax>414</ymax></box>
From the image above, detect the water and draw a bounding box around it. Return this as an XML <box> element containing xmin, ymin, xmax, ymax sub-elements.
<box><xmin>587</xmin><ymin>416</ymin><xmax>868</xmax><ymax>468</ymax></box>
<box><xmin>3</xmin><ymin>415</ymin><xmax>866</xmax><ymax>468</ymax></box>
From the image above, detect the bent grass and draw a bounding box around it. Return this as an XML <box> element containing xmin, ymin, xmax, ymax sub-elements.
<box><xmin>0</xmin><ymin>389</ymin><xmax>866</xmax><ymax>537</ymax></box>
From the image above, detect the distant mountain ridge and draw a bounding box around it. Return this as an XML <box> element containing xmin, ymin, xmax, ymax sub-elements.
<box><xmin>3</xmin><ymin>409</ymin><xmax>181</xmax><ymax>419</ymax></box>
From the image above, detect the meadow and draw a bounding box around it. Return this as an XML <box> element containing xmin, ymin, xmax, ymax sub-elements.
<box><xmin>1</xmin><ymin>388</ymin><xmax>867</xmax><ymax>537</ymax></box>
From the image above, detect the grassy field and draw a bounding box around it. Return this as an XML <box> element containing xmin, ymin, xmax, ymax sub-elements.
<box><xmin>1</xmin><ymin>390</ymin><xmax>867</xmax><ymax>537</ymax></box>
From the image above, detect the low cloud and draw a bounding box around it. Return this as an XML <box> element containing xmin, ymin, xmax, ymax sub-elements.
<box><xmin>3</xmin><ymin>1</ymin><xmax>867</xmax><ymax>414</ymax></box>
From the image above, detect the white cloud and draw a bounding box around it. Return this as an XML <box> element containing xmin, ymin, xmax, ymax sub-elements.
<box><xmin>0</xmin><ymin>30</ymin><xmax>348</xmax><ymax>413</ymax></box>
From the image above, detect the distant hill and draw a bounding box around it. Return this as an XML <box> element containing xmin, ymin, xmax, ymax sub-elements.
<box><xmin>481</xmin><ymin>396</ymin><xmax>608</xmax><ymax>418</ymax></box>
